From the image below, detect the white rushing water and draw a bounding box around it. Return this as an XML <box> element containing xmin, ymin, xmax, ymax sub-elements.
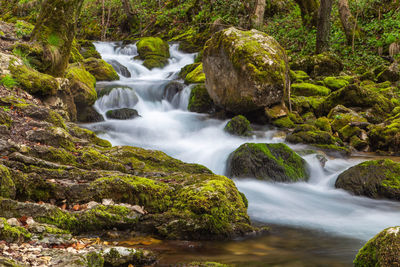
<box><xmin>87</xmin><ymin>42</ymin><xmax>400</xmax><ymax>242</ymax></box>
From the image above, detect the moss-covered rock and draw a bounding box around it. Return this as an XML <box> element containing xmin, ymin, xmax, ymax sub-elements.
<box><xmin>179</xmin><ymin>63</ymin><xmax>201</xmax><ymax>80</ymax></box>
<box><xmin>227</xmin><ymin>143</ymin><xmax>309</xmax><ymax>182</ymax></box>
<box><xmin>377</xmin><ymin>62</ymin><xmax>400</xmax><ymax>82</ymax></box>
<box><xmin>106</xmin><ymin>108</ymin><xmax>139</xmax><ymax>120</ymax></box>
<box><xmin>291</xmin><ymin>83</ymin><xmax>331</xmax><ymax>96</ymax></box>
<box><xmin>188</xmin><ymin>84</ymin><xmax>215</xmax><ymax>113</ymax></box>
<box><xmin>224</xmin><ymin>115</ymin><xmax>253</xmax><ymax>136</ymax></box>
<box><xmin>272</xmin><ymin>116</ymin><xmax>296</xmax><ymax>129</ymax></box>
<box><xmin>354</xmin><ymin>226</ymin><xmax>400</xmax><ymax>267</ymax></box>
<box><xmin>78</xmin><ymin>40</ymin><xmax>101</xmax><ymax>59</ymax></box>
<box><xmin>83</xmin><ymin>57</ymin><xmax>119</xmax><ymax>81</ymax></box>
<box><xmin>290</xmin><ymin>70</ymin><xmax>310</xmax><ymax>82</ymax></box>
<box><xmin>323</xmin><ymin>76</ymin><xmax>349</xmax><ymax>90</ymax></box>
<box><xmin>289</xmin><ymin>95</ymin><xmax>325</xmax><ymax>115</ymax></box>
<box><xmin>317</xmin><ymin>84</ymin><xmax>394</xmax><ymax>118</ymax></box>
<box><xmin>368</xmin><ymin>118</ymin><xmax>400</xmax><ymax>154</ymax></box>
<box><xmin>0</xmin><ymin>217</ymin><xmax>31</xmax><ymax>243</ymax></box>
<box><xmin>136</xmin><ymin>37</ymin><xmax>170</xmax><ymax>70</ymax></box>
<box><xmin>9</xmin><ymin>62</ymin><xmax>59</xmax><ymax>96</ymax></box>
<box><xmin>0</xmin><ymin>165</ymin><xmax>16</xmax><ymax>199</ymax></box>
<box><xmin>66</xmin><ymin>64</ymin><xmax>97</xmax><ymax>109</ymax></box>
<box><xmin>336</xmin><ymin>159</ymin><xmax>400</xmax><ymax>200</ymax></box>
<box><xmin>327</xmin><ymin>105</ymin><xmax>368</xmax><ymax>132</ymax></box>
<box><xmin>290</xmin><ymin>52</ymin><xmax>343</xmax><ymax>77</ymax></box>
<box><xmin>185</xmin><ymin>63</ymin><xmax>206</xmax><ymax>84</ymax></box>
<box><xmin>314</xmin><ymin>117</ymin><xmax>332</xmax><ymax>133</ymax></box>
<box><xmin>203</xmin><ymin>27</ymin><xmax>289</xmax><ymax>114</ymax></box>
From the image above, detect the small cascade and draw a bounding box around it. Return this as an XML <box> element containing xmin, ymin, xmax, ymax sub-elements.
<box><xmin>87</xmin><ymin>41</ymin><xmax>400</xmax><ymax>245</ymax></box>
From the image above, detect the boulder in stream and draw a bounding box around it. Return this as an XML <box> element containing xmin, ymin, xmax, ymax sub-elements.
<box><xmin>163</xmin><ymin>81</ymin><xmax>184</xmax><ymax>102</ymax></box>
<box><xmin>335</xmin><ymin>159</ymin><xmax>400</xmax><ymax>200</ymax></box>
<box><xmin>224</xmin><ymin>115</ymin><xmax>253</xmax><ymax>137</ymax></box>
<box><xmin>107</xmin><ymin>59</ymin><xmax>131</xmax><ymax>78</ymax></box>
<box><xmin>227</xmin><ymin>143</ymin><xmax>309</xmax><ymax>182</ymax></box>
<box><xmin>203</xmin><ymin>27</ymin><xmax>289</xmax><ymax>114</ymax></box>
<box><xmin>354</xmin><ymin>226</ymin><xmax>400</xmax><ymax>267</ymax></box>
<box><xmin>106</xmin><ymin>108</ymin><xmax>139</xmax><ymax>120</ymax></box>
<box><xmin>83</xmin><ymin>57</ymin><xmax>119</xmax><ymax>81</ymax></box>
<box><xmin>136</xmin><ymin>37</ymin><xmax>170</xmax><ymax>70</ymax></box>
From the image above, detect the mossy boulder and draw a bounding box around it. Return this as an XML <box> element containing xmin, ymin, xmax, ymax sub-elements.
<box><xmin>0</xmin><ymin>217</ymin><xmax>31</xmax><ymax>243</ymax></box>
<box><xmin>272</xmin><ymin>116</ymin><xmax>296</xmax><ymax>129</ymax></box>
<box><xmin>314</xmin><ymin>117</ymin><xmax>332</xmax><ymax>133</ymax></box>
<box><xmin>188</xmin><ymin>84</ymin><xmax>215</xmax><ymax>113</ymax></box>
<box><xmin>106</xmin><ymin>108</ymin><xmax>139</xmax><ymax>120</ymax></box>
<box><xmin>227</xmin><ymin>143</ymin><xmax>309</xmax><ymax>183</ymax></box>
<box><xmin>136</xmin><ymin>37</ymin><xmax>170</xmax><ymax>70</ymax></box>
<box><xmin>9</xmin><ymin>62</ymin><xmax>58</xmax><ymax>96</ymax></box>
<box><xmin>78</xmin><ymin>40</ymin><xmax>101</xmax><ymax>59</ymax></box>
<box><xmin>377</xmin><ymin>62</ymin><xmax>400</xmax><ymax>83</ymax></box>
<box><xmin>0</xmin><ymin>165</ymin><xmax>16</xmax><ymax>199</ymax></box>
<box><xmin>291</xmin><ymin>83</ymin><xmax>331</xmax><ymax>97</ymax></box>
<box><xmin>323</xmin><ymin>77</ymin><xmax>349</xmax><ymax>90</ymax></box>
<box><xmin>185</xmin><ymin>63</ymin><xmax>206</xmax><ymax>84</ymax></box>
<box><xmin>179</xmin><ymin>63</ymin><xmax>201</xmax><ymax>80</ymax></box>
<box><xmin>224</xmin><ymin>115</ymin><xmax>253</xmax><ymax>136</ymax></box>
<box><xmin>327</xmin><ymin>105</ymin><xmax>368</xmax><ymax>132</ymax></box>
<box><xmin>368</xmin><ymin>118</ymin><xmax>400</xmax><ymax>154</ymax></box>
<box><xmin>290</xmin><ymin>70</ymin><xmax>309</xmax><ymax>82</ymax></box>
<box><xmin>354</xmin><ymin>226</ymin><xmax>400</xmax><ymax>267</ymax></box>
<box><xmin>289</xmin><ymin>95</ymin><xmax>325</xmax><ymax>115</ymax></box>
<box><xmin>83</xmin><ymin>57</ymin><xmax>119</xmax><ymax>81</ymax></box>
<box><xmin>66</xmin><ymin>64</ymin><xmax>97</xmax><ymax>108</ymax></box>
<box><xmin>317</xmin><ymin>84</ymin><xmax>394</xmax><ymax>118</ymax></box>
<box><xmin>290</xmin><ymin>52</ymin><xmax>343</xmax><ymax>77</ymax></box>
<box><xmin>203</xmin><ymin>27</ymin><xmax>289</xmax><ymax>114</ymax></box>
<box><xmin>335</xmin><ymin>159</ymin><xmax>400</xmax><ymax>200</ymax></box>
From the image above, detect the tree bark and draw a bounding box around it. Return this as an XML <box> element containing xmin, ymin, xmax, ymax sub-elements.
<box><xmin>316</xmin><ymin>0</ymin><xmax>333</xmax><ymax>54</ymax></box>
<box><xmin>294</xmin><ymin>0</ymin><xmax>319</xmax><ymax>28</ymax></box>
<box><xmin>31</xmin><ymin>0</ymin><xmax>84</xmax><ymax>77</ymax></box>
<box><xmin>252</xmin><ymin>0</ymin><xmax>266</xmax><ymax>28</ymax></box>
<box><xmin>338</xmin><ymin>0</ymin><xmax>360</xmax><ymax>45</ymax></box>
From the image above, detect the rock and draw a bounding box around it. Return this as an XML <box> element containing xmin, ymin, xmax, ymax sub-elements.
<box><xmin>272</xmin><ymin>116</ymin><xmax>296</xmax><ymax>129</ymax></box>
<box><xmin>335</xmin><ymin>159</ymin><xmax>400</xmax><ymax>200</ymax></box>
<box><xmin>290</xmin><ymin>96</ymin><xmax>325</xmax><ymax>115</ymax></box>
<box><xmin>78</xmin><ymin>40</ymin><xmax>101</xmax><ymax>59</ymax></box>
<box><xmin>265</xmin><ymin>104</ymin><xmax>289</xmax><ymax>120</ymax></box>
<box><xmin>103</xmin><ymin>247</ymin><xmax>156</xmax><ymax>266</ymax></box>
<box><xmin>163</xmin><ymin>81</ymin><xmax>184</xmax><ymax>102</ymax></box>
<box><xmin>188</xmin><ymin>84</ymin><xmax>215</xmax><ymax>113</ymax></box>
<box><xmin>106</xmin><ymin>108</ymin><xmax>139</xmax><ymax>120</ymax></box>
<box><xmin>290</xmin><ymin>70</ymin><xmax>310</xmax><ymax>82</ymax></box>
<box><xmin>314</xmin><ymin>117</ymin><xmax>332</xmax><ymax>133</ymax></box>
<box><xmin>323</xmin><ymin>77</ymin><xmax>349</xmax><ymax>90</ymax></box>
<box><xmin>291</xmin><ymin>52</ymin><xmax>343</xmax><ymax>77</ymax></box>
<box><xmin>66</xmin><ymin>64</ymin><xmax>97</xmax><ymax>117</ymax></box>
<box><xmin>107</xmin><ymin>59</ymin><xmax>131</xmax><ymax>78</ymax></box>
<box><xmin>227</xmin><ymin>143</ymin><xmax>309</xmax><ymax>182</ymax></box>
<box><xmin>179</xmin><ymin>63</ymin><xmax>201</xmax><ymax>80</ymax></box>
<box><xmin>377</xmin><ymin>61</ymin><xmax>400</xmax><ymax>82</ymax></box>
<box><xmin>317</xmin><ymin>84</ymin><xmax>394</xmax><ymax>118</ymax></box>
<box><xmin>25</xmin><ymin>127</ymin><xmax>75</xmax><ymax>150</ymax></box>
<box><xmin>77</xmin><ymin>106</ymin><xmax>104</xmax><ymax>123</ymax></box>
<box><xmin>0</xmin><ymin>52</ymin><xmax>23</xmax><ymax>75</ymax></box>
<box><xmin>327</xmin><ymin>105</ymin><xmax>367</xmax><ymax>132</ymax></box>
<box><xmin>136</xmin><ymin>37</ymin><xmax>170</xmax><ymax>70</ymax></box>
<box><xmin>0</xmin><ymin>217</ymin><xmax>31</xmax><ymax>243</ymax></box>
<box><xmin>203</xmin><ymin>27</ymin><xmax>289</xmax><ymax>114</ymax></box>
<box><xmin>185</xmin><ymin>63</ymin><xmax>205</xmax><ymax>84</ymax></box>
<box><xmin>9</xmin><ymin>62</ymin><xmax>59</xmax><ymax>96</ymax></box>
<box><xmin>291</xmin><ymin>83</ymin><xmax>331</xmax><ymax>96</ymax></box>
<box><xmin>83</xmin><ymin>57</ymin><xmax>119</xmax><ymax>81</ymax></box>
<box><xmin>354</xmin><ymin>226</ymin><xmax>400</xmax><ymax>267</ymax></box>
<box><xmin>224</xmin><ymin>115</ymin><xmax>253</xmax><ymax>136</ymax></box>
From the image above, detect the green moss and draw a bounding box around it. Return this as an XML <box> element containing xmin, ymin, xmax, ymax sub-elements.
<box><xmin>0</xmin><ymin>110</ymin><xmax>13</xmax><ymax>129</ymax></box>
<box><xmin>70</xmin><ymin>40</ymin><xmax>84</xmax><ymax>63</ymax></box>
<box><xmin>272</xmin><ymin>116</ymin><xmax>295</xmax><ymax>129</ymax></box>
<box><xmin>83</xmin><ymin>58</ymin><xmax>119</xmax><ymax>81</ymax></box>
<box><xmin>185</xmin><ymin>64</ymin><xmax>206</xmax><ymax>84</ymax></box>
<box><xmin>136</xmin><ymin>37</ymin><xmax>170</xmax><ymax>59</ymax></box>
<box><xmin>224</xmin><ymin>115</ymin><xmax>253</xmax><ymax>136</ymax></box>
<box><xmin>354</xmin><ymin>226</ymin><xmax>400</xmax><ymax>267</ymax></box>
<box><xmin>188</xmin><ymin>84</ymin><xmax>214</xmax><ymax>113</ymax></box>
<box><xmin>0</xmin><ymin>217</ymin><xmax>31</xmax><ymax>243</ymax></box>
<box><xmin>0</xmin><ymin>74</ymin><xmax>18</xmax><ymax>89</ymax></box>
<box><xmin>338</xmin><ymin>125</ymin><xmax>362</xmax><ymax>141</ymax></box>
<box><xmin>142</xmin><ymin>55</ymin><xmax>169</xmax><ymax>70</ymax></box>
<box><xmin>66</xmin><ymin>64</ymin><xmax>97</xmax><ymax>106</ymax></box>
<box><xmin>290</xmin><ymin>70</ymin><xmax>309</xmax><ymax>82</ymax></box>
<box><xmin>286</xmin><ymin>125</ymin><xmax>344</xmax><ymax>148</ymax></box>
<box><xmin>9</xmin><ymin>62</ymin><xmax>58</xmax><ymax>96</ymax></box>
<box><xmin>179</xmin><ymin>63</ymin><xmax>201</xmax><ymax>80</ymax></box>
<box><xmin>0</xmin><ymin>165</ymin><xmax>16</xmax><ymax>199</ymax></box>
<box><xmin>291</xmin><ymin>83</ymin><xmax>331</xmax><ymax>97</ymax></box>
<box><xmin>78</xmin><ymin>40</ymin><xmax>101</xmax><ymax>59</ymax></box>
<box><xmin>314</xmin><ymin>117</ymin><xmax>331</xmax><ymax>133</ymax></box>
<box><xmin>323</xmin><ymin>77</ymin><xmax>349</xmax><ymax>91</ymax></box>
<box><xmin>69</xmin><ymin>126</ymin><xmax>112</xmax><ymax>148</ymax></box>
<box><xmin>86</xmin><ymin>252</ymin><xmax>104</xmax><ymax>267</ymax></box>
<box><xmin>47</xmin><ymin>110</ymin><xmax>67</xmax><ymax>129</ymax></box>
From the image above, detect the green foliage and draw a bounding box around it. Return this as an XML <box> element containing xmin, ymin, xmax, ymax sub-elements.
<box><xmin>0</xmin><ymin>75</ymin><xmax>18</xmax><ymax>89</ymax></box>
<box><xmin>15</xmin><ymin>20</ymin><xmax>34</xmax><ymax>38</ymax></box>
<box><xmin>47</xmin><ymin>33</ymin><xmax>62</xmax><ymax>47</ymax></box>
<box><xmin>12</xmin><ymin>48</ymin><xmax>33</xmax><ymax>68</ymax></box>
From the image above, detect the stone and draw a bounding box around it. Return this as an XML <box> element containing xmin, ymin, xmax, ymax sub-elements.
<box><xmin>105</xmin><ymin>108</ymin><xmax>139</xmax><ymax>120</ymax></box>
<box><xmin>224</xmin><ymin>115</ymin><xmax>253</xmax><ymax>136</ymax></box>
<box><xmin>188</xmin><ymin>84</ymin><xmax>215</xmax><ymax>114</ymax></box>
<box><xmin>83</xmin><ymin>58</ymin><xmax>119</xmax><ymax>81</ymax></box>
<box><xmin>136</xmin><ymin>37</ymin><xmax>170</xmax><ymax>70</ymax></box>
<box><xmin>336</xmin><ymin>159</ymin><xmax>400</xmax><ymax>200</ymax></box>
<box><xmin>291</xmin><ymin>52</ymin><xmax>343</xmax><ymax>77</ymax></box>
<box><xmin>227</xmin><ymin>143</ymin><xmax>309</xmax><ymax>182</ymax></box>
<box><xmin>107</xmin><ymin>59</ymin><xmax>131</xmax><ymax>78</ymax></box>
<box><xmin>203</xmin><ymin>27</ymin><xmax>289</xmax><ymax>114</ymax></box>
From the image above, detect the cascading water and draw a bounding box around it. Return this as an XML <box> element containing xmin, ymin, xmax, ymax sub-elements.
<box><xmin>86</xmin><ymin>42</ymin><xmax>400</xmax><ymax>263</ymax></box>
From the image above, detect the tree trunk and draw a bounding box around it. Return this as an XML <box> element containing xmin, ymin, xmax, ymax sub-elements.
<box><xmin>316</xmin><ymin>0</ymin><xmax>333</xmax><ymax>54</ymax></box>
<box><xmin>252</xmin><ymin>0</ymin><xmax>266</xmax><ymax>28</ymax></box>
<box><xmin>31</xmin><ymin>0</ymin><xmax>84</xmax><ymax>77</ymax></box>
<box><xmin>338</xmin><ymin>0</ymin><xmax>360</xmax><ymax>45</ymax></box>
<box><xmin>294</xmin><ymin>0</ymin><xmax>319</xmax><ymax>28</ymax></box>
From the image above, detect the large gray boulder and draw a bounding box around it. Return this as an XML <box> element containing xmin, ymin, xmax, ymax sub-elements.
<box><xmin>203</xmin><ymin>27</ymin><xmax>289</xmax><ymax>114</ymax></box>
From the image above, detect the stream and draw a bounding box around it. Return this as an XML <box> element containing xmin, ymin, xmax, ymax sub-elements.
<box><xmin>85</xmin><ymin>42</ymin><xmax>400</xmax><ymax>266</ymax></box>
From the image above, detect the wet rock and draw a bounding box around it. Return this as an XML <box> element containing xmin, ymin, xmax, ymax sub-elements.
<box><xmin>136</xmin><ymin>37</ymin><xmax>170</xmax><ymax>70</ymax></box>
<box><xmin>291</xmin><ymin>52</ymin><xmax>343</xmax><ymax>77</ymax></box>
<box><xmin>185</xmin><ymin>63</ymin><xmax>205</xmax><ymax>84</ymax></box>
<box><xmin>354</xmin><ymin>226</ymin><xmax>400</xmax><ymax>267</ymax></box>
<box><xmin>107</xmin><ymin>59</ymin><xmax>131</xmax><ymax>78</ymax></box>
<box><xmin>77</xmin><ymin>106</ymin><xmax>104</xmax><ymax>123</ymax></box>
<box><xmin>83</xmin><ymin>57</ymin><xmax>119</xmax><ymax>81</ymax></box>
<box><xmin>106</xmin><ymin>108</ymin><xmax>139</xmax><ymax>120</ymax></box>
<box><xmin>227</xmin><ymin>143</ymin><xmax>309</xmax><ymax>182</ymax></box>
<box><xmin>79</xmin><ymin>40</ymin><xmax>101</xmax><ymax>59</ymax></box>
<box><xmin>224</xmin><ymin>115</ymin><xmax>253</xmax><ymax>137</ymax></box>
<box><xmin>203</xmin><ymin>27</ymin><xmax>289</xmax><ymax>114</ymax></box>
<box><xmin>336</xmin><ymin>159</ymin><xmax>400</xmax><ymax>200</ymax></box>
<box><xmin>188</xmin><ymin>84</ymin><xmax>215</xmax><ymax>114</ymax></box>
<box><xmin>163</xmin><ymin>81</ymin><xmax>184</xmax><ymax>102</ymax></box>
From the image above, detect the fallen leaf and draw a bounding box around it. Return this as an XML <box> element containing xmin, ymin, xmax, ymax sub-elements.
<box><xmin>72</xmin><ymin>204</ymin><xmax>80</xmax><ymax>211</ymax></box>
